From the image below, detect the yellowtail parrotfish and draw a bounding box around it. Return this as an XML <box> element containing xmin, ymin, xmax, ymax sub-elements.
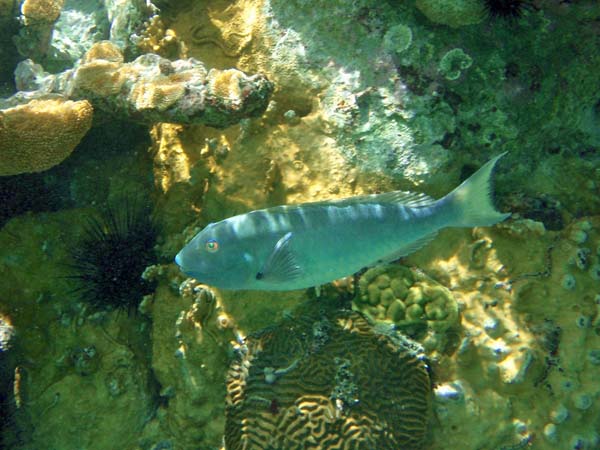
<box><xmin>175</xmin><ymin>153</ymin><xmax>510</xmax><ymax>290</ymax></box>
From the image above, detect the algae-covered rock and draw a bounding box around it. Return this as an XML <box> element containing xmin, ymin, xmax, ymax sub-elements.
<box><xmin>0</xmin><ymin>210</ymin><xmax>157</xmax><ymax>450</ymax></box>
<box><xmin>415</xmin><ymin>0</ymin><xmax>485</xmax><ymax>28</ymax></box>
<box><xmin>11</xmin><ymin>42</ymin><xmax>274</xmax><ymax>127</ymax></box>
<box><xmin>142</xmin><ymin>275</ymin><xmax>242</xmax><ymax>448</ymax></box>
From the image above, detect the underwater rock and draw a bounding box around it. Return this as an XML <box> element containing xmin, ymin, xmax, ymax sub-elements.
<box><xmin>224</xmin><ymin>307</ymin><xmax>431</xmax><ymax>450</ymax></box>
<box><xmin>0</xmin><ymin>98</ymin><xmax>93</xmax><ymax>175</ymax></box>
<box><xmin>10</xmin><ymin>41</ymin><xmax>274</xmax><ymax>127</ymax></box>
<box><xmin>415</xmin><ymin>0</ymin><xmax>485</xmax><ymax>28</ymax></box>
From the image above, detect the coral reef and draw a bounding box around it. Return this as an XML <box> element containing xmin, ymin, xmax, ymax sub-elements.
<box><xmin>10</xmin><ymin>41</ymin><xmax>274</xmax><ymax>127</ymax></box>
<box><xmin>0</xmin><ymin>0</ymin><xmax>600</xmax><ymax>449</ymax></box>
<box><xmin>13</xmin><ymin>0</ymin><xmax>157</xmax><ymax>70</ymax></box>
<box><xmin>14</xmin><ymin>0</ymin><xmax>65</xmax><ymax>62</ymax></box>
<box><xmin>225</xmin><ymin>305</ymin><xmax>431</xmax><ymax>450</ymax></box>
<box><xmin>0</xmin><ymin>98</ymin><xmax>93</xmax><ymax>175</ymax></box>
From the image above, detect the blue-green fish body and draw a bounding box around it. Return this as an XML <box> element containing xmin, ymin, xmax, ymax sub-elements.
<box><xmin>175</xmin><ymin>154</ymin><xmax>510</xmax><ymax>291</ymax></box>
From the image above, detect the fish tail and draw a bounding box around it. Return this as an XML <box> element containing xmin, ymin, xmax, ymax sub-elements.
<box><xmin>443</xmin><ymin>152</ymin><xmax>511</xmax><ymax>227</ymax></box>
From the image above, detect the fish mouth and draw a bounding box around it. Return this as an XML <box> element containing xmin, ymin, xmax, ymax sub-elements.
<box><xmin>174</xmin><ymin>252</ymin><xmax>244</xmax><ymax>284</ymax></box>
<box><xmin>174</xmin><ymin>252</ymin><xmax>199</xmax><ymax>279</ymax></box>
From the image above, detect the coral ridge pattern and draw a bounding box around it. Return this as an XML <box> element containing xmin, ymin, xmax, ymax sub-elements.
<box><xmin>225</xmin><ymin>308</ymin><xmax>431</xmax><ymax>450</ymax></box>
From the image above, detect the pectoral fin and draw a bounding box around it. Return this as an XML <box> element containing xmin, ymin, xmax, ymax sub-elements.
<box><xmin>256</xmin><ymin>232</ymin><xmax>302</xmax><ymax>282</ymax></box>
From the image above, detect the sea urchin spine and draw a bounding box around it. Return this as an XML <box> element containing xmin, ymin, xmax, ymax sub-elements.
<box><xmin>483</xmin><ymin>0</ymin><xmax>532</xmax><ymax>19</ymax></box>
<box><xmin>67</xmin><ymin>196</ymin><xmax>158</xmax><ymax>314</ymax></box>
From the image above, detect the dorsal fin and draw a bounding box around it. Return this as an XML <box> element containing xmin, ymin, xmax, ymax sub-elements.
<box><xmin>273</xmin><ymin>190</ymin><xmax>437</xmax><ymax>211</ymax></box>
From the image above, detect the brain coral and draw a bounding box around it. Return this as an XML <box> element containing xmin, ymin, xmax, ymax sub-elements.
<box><xmin>225</xmin><ymin>306</ymin><xmax>431</xmax><ymax>450</ymax></box>
<box><xmin>0</xmin><ymin>98</ymin><xmax>93</xmax><ymax>175</ymax></box>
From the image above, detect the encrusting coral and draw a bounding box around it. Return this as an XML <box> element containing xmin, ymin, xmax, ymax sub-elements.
<box><xmin>20</xmin><ymin>0</ymin><xmax>64</xmax><ymax>24</ymax></box>
<box><xmin>11</xmin><ymin>40</ymin><xmax>274</xmax><ymax>128</ymax></box>
<box><xmin>225</xmin><ymin>305</ymin><xmax>431</xmax><ymax>450</ymax></box>
<box><xmin>0</xmin><ymin>98</ymin><xmax>93</xmax><ymax>175</ymax></box>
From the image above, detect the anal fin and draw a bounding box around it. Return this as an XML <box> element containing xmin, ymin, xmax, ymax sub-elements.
<box><xmin>376</xmin><ymin>231</ymin><xmax>438</xmax><ymax>265</ymax></box>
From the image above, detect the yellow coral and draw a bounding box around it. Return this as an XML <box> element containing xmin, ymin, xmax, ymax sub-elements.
<box><xmin>207</xmin><ymin>68</ymin><xmax>243</xmax><ymax>102</ymax></box>
<box><xmin>135</xmin><ymin>15</ymin><xmax>182</xmax><ymax>59</ymax></box>
<box><xmin>82</xmin><ymin>41</ymin><xmax>124</xmax><ymax>64</ymax></box>
<box><xmin>0</xmin><ymin>98</ymin><xmax>93</xmax><ymax>175</ymax></box>
<box><xmin>21</xmin><ymin>0</ymin><xmax>64</xmax><ymax>23</ymax></box>
<box><xmin>72</xmin><ymin>60</ymin><xmax>127</xmax><ymax>97</ymax></box>
<box><xmin>130</xmin><ymin>80</ymin><xmax>185</xmax><ymax>112</ymax></box>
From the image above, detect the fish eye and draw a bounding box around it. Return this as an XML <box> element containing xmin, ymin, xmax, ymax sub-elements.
<box><xmin>205</xmin><ymin>239</ymin><xmax>219</xmax><ymax>253</ymax></box>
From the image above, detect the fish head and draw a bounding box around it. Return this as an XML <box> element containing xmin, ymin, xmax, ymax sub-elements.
<box><xmin>175</xmin><ymin>221</ymin><xmax>255</xmax><ymax>289</ymax></box>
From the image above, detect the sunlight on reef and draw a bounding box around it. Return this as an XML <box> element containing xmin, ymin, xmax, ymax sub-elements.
<box><xmin>1</xmin><ymin>0</ymin><xmax>600</xmax><ymax>449</ymax></box>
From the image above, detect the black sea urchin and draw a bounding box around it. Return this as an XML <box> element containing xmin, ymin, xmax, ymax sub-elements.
<box><xmin>67</xmin><ymin>197</ymin><xmax>158</xmax><ymax>314</ymax></box>
<box><xmin>483</xmin><ymin>0</ymin><xmax>530</xmax><ymax>19</ymax></box>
